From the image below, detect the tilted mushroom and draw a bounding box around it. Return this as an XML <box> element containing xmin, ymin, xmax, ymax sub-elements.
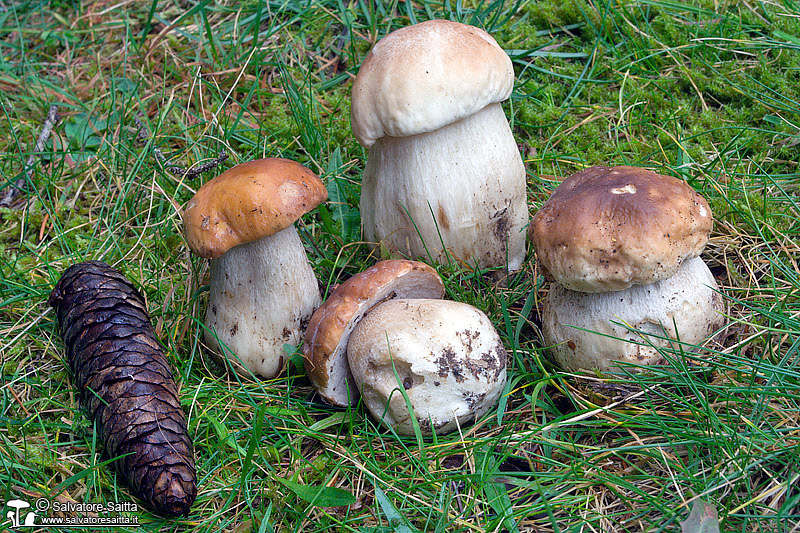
<box><xmin>351</xmin><ymin>19</ymin><xmax>528</xmax><ymax>270</ymax></box>
<box><xmin>304</xmin><ymin>260</ymin><xmax>508</xmax><ymax>435</ymax></box>
<box><xmin>347</xmin><ymin>299</ymin><xmax>508</xmax><ymax>436</ymax></box>
<box><xmin>184</xmin><ymin>158</ymin><xmax>327</xmax><ymax>378</ymax></box>
<box><xmin>304</xmin><ymin>260</ymin><xmax>445</xmax><ymax>406</ymax></box>
<box><xmin>530</xmin><ymin>166</ymin><xmax>725</xmax><ymax>372</ymax></box>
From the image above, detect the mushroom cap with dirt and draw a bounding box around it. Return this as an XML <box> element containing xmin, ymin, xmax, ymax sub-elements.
<box><xmin>303</xmin><ymin>259</ymin><xmax>445</xmax><ymax>406</ymax></box>
<box><xmin>530</xmin><ymin>165</ymin><xmax>713</xmax><ymax>293</ymax></box>
<box><xmin>347</xmin><ymin>298</ymin><xmax>508</xmax><ymax>436</ymax></box>
<box><xmin>184</xmin><ymin>158</ymin><xmax>327</xmax><ymax>378</ymax></box>
<box><xmin>351</xmin><ymin>19</ymin><xmax>528</xmax><ymax>270</ymax></box>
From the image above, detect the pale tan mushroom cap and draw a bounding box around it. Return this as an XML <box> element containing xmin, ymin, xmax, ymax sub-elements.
<box><xmin>530</xmin><ymin>166</ymin><xmax>713</xmax><ymax>292</ymax></box>
<box><xmin>303</xmin><ymin>260</ymin><xmax>444</xmax><ymax>406</ymax></box>
<box><xmin>351</xmin><ymin>19</ymin><xmax>514</xmax><ymax>147</ymax></box>
<box><xmin>183</xmin><ymin>158</ymin><xmax>327</xmax><ymax>259</ymax></box>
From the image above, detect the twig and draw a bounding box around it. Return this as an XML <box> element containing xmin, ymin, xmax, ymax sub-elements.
<box><xmin>171</xmin><ymin>151</ymin><xmax>229</xmax><ymax>180</ymax></box>
<box><xmin>134</xmin><ymin>113</ymin><xmax>228</xmax><ymax>179</ymax></box>
<box><xmin>8</xmin><ymin>385</ymin><xmax>30</xmax><ymax>416</ymax></box>
<box><xmin>133</xmin><ymin>114</ymin><xmax>183</xmax><ymax>173</ymax></box>
<box><xmin>0</xmin><ymin>105</ymin><xmax>60</xmax><ymax>208</ymax></box>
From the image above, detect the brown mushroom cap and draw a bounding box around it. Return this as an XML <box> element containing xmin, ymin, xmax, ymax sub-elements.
<box><xmin>530</xmin><ymin>166</ymin><xmax>713</xmax><ymax>292</ymax></box>
<box><xmin>303</xmin><ymin>260</ymin><xmax>444</xmax><ymax>406</ymax></box>
<box><xmin>351</xmin><ymin>19</ymin><xmax>514</xmax><ymax>147</ymax></box>
<box><xmin>183</xmin><ymin>158</ymin><xmax>327</xmax><ymax>259</ymax></box>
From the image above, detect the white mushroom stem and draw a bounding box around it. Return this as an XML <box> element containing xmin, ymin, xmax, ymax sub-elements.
<box><xmin>543</xmin><ymin>257</ymin><xmax>725</xmax><ymax>373</ymax></box>
<box><xmin>205</xmin><ymin>225</ymin><xmax>321</xmax><ymax>378</ymax></box>
<box><xmin>360</xmin><ymin>103</ymin><xmax>527</xmax><ymax>271</ymax></box>
<box><xmin>347</xmin><ymin>299</ymin><xmax>507</xmax><ymax>436</ymax></box>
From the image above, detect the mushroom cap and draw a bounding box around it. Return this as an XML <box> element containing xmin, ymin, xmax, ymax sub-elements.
<box><xmin>347</xmin><ymin>299</ymin><xmax>507</xmax><ymax>436</ymax></box>
<box><xmin>6</xmin><ymin>499</ymin><xmax>30</xmax><ymax>509</ymax></box>
<box><xmin>350</xmin><ymin>19</ymin><xmax>514</xmax><ymax>147</ymax></box>
<box><xmin>530</xmin><ymin>166</ymin><xmax>713</xmax><ymax>292</ymax></box>
<box><xmin>542</xmin><ymin>257</ymin><xmax>725</xmax><ymax>373</ymax></box>
<box><xmin>183</xmin><ymin>158</ymin><xmax>327</xmax><ymax>259</ymax></box>
<box><xmin>303</xmin><ymin>260</ymin><xmax>444</xmax><ymax>406</ymax></box>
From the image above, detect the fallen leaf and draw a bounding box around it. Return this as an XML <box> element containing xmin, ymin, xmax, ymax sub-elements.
<box><xmin>680</xmin><ymin>500</ymin><xmax>720</xmax><ymax>533</ymax></box>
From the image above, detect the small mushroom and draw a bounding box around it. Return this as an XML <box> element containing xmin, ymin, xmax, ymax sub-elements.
<box><xmin>351</xmin><ymin>19</ymin><xmax>528</xmax><ymax>270</ymax></box>
<box><xmin>184</xmin><ymin>158</ymin><xmax>327</xmax><ymax>378</ymax></box>
<box><xmin>530</xmin><ymin>166</ymin><xmax>725</xmax><ymax>372</ymax></box>
<box><xmin>304</xmin><ymin>260</ymin><xmax>444</xmax><ymax>406</ymax></box>
<box><xmin>347</xmin><ymin>299</ymin><xmax>508</xmax><ymax>436</ymax></box>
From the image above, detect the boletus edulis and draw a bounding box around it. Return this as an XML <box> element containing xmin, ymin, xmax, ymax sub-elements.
<box><xmin>304</xmin><ymin>259</ymin><xmax>508</xmax><ymax>435</ymax></box>
<box><xmin>304</xmin><ymin>260</ymin><xmax>445</xmax><ymax>406</ymax></box>
<box><xmin>530</xmin><ymin>166</ymin><xmax>725</xmax><ymax>372</ymax></box>
<box><xmin>183</xmin><ymin>158</ymin><xmax>327</xmax><ymax>378</ymax></box>
<box><xmin>351</xmin><ymin>20</ymin><xmax>528</xmax><ymax>271</ymax></box>
<box><xmin>347</xmin><ymin>298</ymin><xmax>508</xmax><ymax>436</ymax></box>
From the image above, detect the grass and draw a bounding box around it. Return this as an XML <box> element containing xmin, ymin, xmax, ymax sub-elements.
<box><xmin>1</xmin><ymin>0</ymin><xmax>799</xmax><ymax>531</ymax></box>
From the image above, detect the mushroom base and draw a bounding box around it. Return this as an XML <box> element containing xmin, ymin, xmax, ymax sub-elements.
<box><xmin>204</xmin><ymin>225</ymin><xmax>321</xmax><ymax>378</ymax></box>
<box><xmin>347</xmin><ymin>299</ymin><xmax>507</xmax><ymax>436</ymax></box>
<box><xmin>361</xmin><ymin>102</ymin><xmax>527</xmax><ymax>271</ymax></box>
<box><xmin>543</xmin><ymin>257</ymin><xmax>725</xmax><ymax>373</ymax></box>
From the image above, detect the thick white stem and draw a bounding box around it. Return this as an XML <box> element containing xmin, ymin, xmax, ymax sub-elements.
<box><xmin>361</xmin><ymin>103</ymin><xmax>527</xmax><ymax>270</ymax></box>
<box><xmin>204</xmin><ymin>225</ymin><xmax>321</xmax><ymax>378</ymax></box>
<box><xmin>543</xmin><ymin>257</ymin><xmax>726</xmax><ymax>373</ymax></box>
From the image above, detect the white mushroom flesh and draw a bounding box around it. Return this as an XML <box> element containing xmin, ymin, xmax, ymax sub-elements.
<box><xmin>307</xmin><ymin>269</ymin><xmax>444</xmax><ymax>406</ymax></box>
<box><xmin>347</xmin><ymin>298</ymin><xmax>508</xmax><ymax>435</ymax></box>
<box><xmin>360</xmin><ymin>103</ymin><xmax>527</xmax><ymax>271</ymax></box>
<box><xmin>543</xmin><ymin>257</ymin><xmax>725</xmax><ymax>372</ymax></box>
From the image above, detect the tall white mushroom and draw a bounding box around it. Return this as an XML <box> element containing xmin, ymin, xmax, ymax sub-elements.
<box><xmin>530</xmin><ymin>166</ymin><xmax>725</xmax><ymax>372</ymax></box>
<box><xmin>351</xmin><ymin>19</ymin><xmax>528</xmax><ymax>270</ymax></box>
<box><xmin>183</xmin><ymin>158</ymin><xmax>327</xmax><ymax>378</ymax></box>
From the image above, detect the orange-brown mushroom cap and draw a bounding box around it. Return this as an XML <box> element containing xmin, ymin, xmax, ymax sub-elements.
<box><xmin>183</xmin><ymin>158</ymin><xmax>327</xmax><ymax>259</ymax></box>
<box><xmin>530</xmin><ymin>166</ymin><xmax>713</xmax><ymax>292</ymax></box>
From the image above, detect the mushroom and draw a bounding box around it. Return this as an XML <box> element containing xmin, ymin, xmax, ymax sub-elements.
<box><xmin>351</xmin><ymin>19</ymin><xmax>528</xmax><ymax>270</ymax></box>
<box><xmin>6</xmin><ymin>500</ymin><xmax>30</xmax><ymax>526</ymax></box>
<box><xmin>304</xmin><ymin>260</ymin><xmax>508</xmax><ymax>435</ymax></box>
<box><xmin>347</xmin><ymin>299</ymin><xmax>508</xmax><ymax>436</ymax></box>
<box><xmin>530</xmin><ymin>166</ymin><xmax>725</xmax><ymax>372</ymax></box>
<box><xmin>184</xmin><ymin>158</ymin><xmax>327</xmax><ymax>378</ymax></box>
<box><xmin>304</xmin><ymin>259</ymin><xmax>445</xmax><ymax>406</ymax></box>
<box><xmin>543</xmin><ymin>257</ymin><xmax>725</xmax><ymax>371</ymax></box>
